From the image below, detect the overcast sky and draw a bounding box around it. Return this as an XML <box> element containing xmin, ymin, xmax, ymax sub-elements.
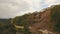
<box><xmin>0</xmin><ymin>0</ymin><xmax>60</xmax><ymax>18</ymax></box>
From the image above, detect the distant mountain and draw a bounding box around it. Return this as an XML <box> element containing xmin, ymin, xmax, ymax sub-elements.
<box><xmin>0</xmin><ymin>19</ymin><xmax>8</xmax><ymax>22</ymax></box>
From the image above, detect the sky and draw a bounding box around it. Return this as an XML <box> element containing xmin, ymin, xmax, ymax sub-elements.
<box><xmin>0</xmin><ymin>0</ymin><xmax>60</xmax><ymax>18</ymax></box>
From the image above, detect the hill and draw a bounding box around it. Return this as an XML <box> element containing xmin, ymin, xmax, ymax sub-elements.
<box><xmin>13</xmin><ymin>5</ymin><xmax>60</xmax><ymax>34</ymax></box>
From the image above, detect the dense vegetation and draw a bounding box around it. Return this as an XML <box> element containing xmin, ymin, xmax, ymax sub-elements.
<box><xmin>13</xmin><ymin>14</ymin><xmax>31</xmax><ymax>34</ymax></box>
<box><xmin>50</xmin><ymin>5</ymin><xmax>60</xmax><ymax>32</ymax></box>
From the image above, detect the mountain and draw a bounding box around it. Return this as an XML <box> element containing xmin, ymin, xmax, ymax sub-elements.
<box><xmin>13</xmin><ymin>5</ymin><xmax>60</xmax><ymax>34</ymax></box>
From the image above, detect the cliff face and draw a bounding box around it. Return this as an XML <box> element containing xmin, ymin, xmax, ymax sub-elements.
<box><xmin>30</xmin><ymin>10</ymin><xmax>51</xmax><ymax>31</ymax></box>
<box><xmin>29</xmin><ymin>10</ymin><xmax>54</xmax><ymax>34</ymax></box>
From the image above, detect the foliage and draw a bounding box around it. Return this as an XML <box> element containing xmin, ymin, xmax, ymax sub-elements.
<box><xmin>13</xmin><ymin>14</ymin><xmax>31</xmax><ymax>34</ymax></box>
<box><xmin>50</xmin><ymin>5</ymin><xmax>60</xmax><ymax>32</ymax></box>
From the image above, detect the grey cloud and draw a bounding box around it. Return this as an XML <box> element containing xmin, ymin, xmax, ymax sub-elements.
<box><xmin>0</xmin><ymin>0</ymin><xmax>30</xmax><ymax>18</ymax></box>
